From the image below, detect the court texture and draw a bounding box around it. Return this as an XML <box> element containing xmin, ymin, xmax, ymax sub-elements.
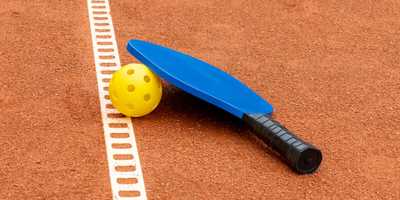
<box><xmin>0</xmin><ymin>0</ymin><xmax>399</xmax><ymax>199</ymax></box>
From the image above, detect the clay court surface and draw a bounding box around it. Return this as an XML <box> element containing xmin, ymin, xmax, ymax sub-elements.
<box><xmin>1</xmin><ymin>0</ymin><xmax>399</xmax><ymax>199</ymax></box>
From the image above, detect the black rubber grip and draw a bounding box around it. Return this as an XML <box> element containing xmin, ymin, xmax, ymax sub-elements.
<box><xmin>243</xmin><ymin>113</ymin><xmax>322</xmax><ymax>174</ymax></box>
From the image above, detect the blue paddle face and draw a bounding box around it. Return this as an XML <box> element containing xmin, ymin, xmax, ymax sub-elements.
<box><xmin>127</xmin><ymin>40</ymin><xmax>273</xmax><ymax>118</ymax></box>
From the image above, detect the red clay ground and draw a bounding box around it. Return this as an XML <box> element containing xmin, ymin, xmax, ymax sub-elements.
<box><xmin>0</xmin><ymin>0</ymin><xmax>399</xmax><ymax>199</ymax></box>
<box><xmin>112</xmin><ymin>0</ymin><xmax>400</xmax><ymax>199</ymax></box>
<box><xmin>0</xmin><ymin>1</ymin><xmax>111</xmax><ymax>199</ymax></box>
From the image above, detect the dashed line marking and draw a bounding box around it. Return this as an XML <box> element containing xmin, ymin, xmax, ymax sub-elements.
<box><xmin>87</xmin><ymin>0</ymin><xmax>147</xmax><ymax>199</ymax></box>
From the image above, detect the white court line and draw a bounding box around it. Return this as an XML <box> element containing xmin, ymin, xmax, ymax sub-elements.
<box><xmin>86</xmin><ymin>0</ymin><xmax>147</xmax><ymax>199</ymax></box>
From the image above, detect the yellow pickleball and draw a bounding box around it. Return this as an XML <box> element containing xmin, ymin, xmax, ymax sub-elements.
<box><xmin>109</xmin><ymin>63</ymin><xmax>162</xmax><ymax>117</ymax></box>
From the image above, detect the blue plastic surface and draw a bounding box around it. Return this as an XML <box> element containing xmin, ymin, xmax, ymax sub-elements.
<box><xmin>126</xmin><ymin>40</ymin><xmax>274</xmax><ymax>118</ymax></box>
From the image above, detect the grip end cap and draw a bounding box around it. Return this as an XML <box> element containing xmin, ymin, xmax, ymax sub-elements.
<box><xmin>290</xmin><ymin>146</ymin><xmax>322</xmax><ymax>174</ymax></box>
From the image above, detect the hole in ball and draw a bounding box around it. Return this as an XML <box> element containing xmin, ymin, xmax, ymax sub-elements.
<box><xmin>127</xmin><ymin>69</ymin><xmax>134</xmax><ymax>75</ymax></box>
<box><xmin>127</xmin><ymin>84</ymin><xmax>135</xmax><ymax>92</ymax></box>
<box><xmin>144</xmin><ymin>94</ymin><xmax>151</xmax><ymax>101</ymax></box>
<box><xmin>144</xmin><ymin>75</ymin><xmax>151</xmax><ymax>83</ymax></box>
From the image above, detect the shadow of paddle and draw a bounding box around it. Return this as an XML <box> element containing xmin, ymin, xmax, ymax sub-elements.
<box><xmin>160</xmin><ymin>84</ymin><xmax>241</xmax><ymax>127</ymax></box>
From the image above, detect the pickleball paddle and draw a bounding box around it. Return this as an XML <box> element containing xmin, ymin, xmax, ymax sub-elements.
<box><xmin>127</xmin><ymin>39</ymin><xmax>322</xmax><ymax>174</ymax></box>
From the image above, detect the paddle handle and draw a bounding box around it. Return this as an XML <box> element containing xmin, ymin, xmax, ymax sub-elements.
<box><xmin>243</xmin><ymin>114</ymin><xmax>322</xmax><ymax>174</ymax></box>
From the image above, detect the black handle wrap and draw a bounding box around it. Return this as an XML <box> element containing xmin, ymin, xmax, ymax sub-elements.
<box><xmin>243</xmin><ymin>113</ymin><xmax>322</xmax><ymax>174</ymax></box>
